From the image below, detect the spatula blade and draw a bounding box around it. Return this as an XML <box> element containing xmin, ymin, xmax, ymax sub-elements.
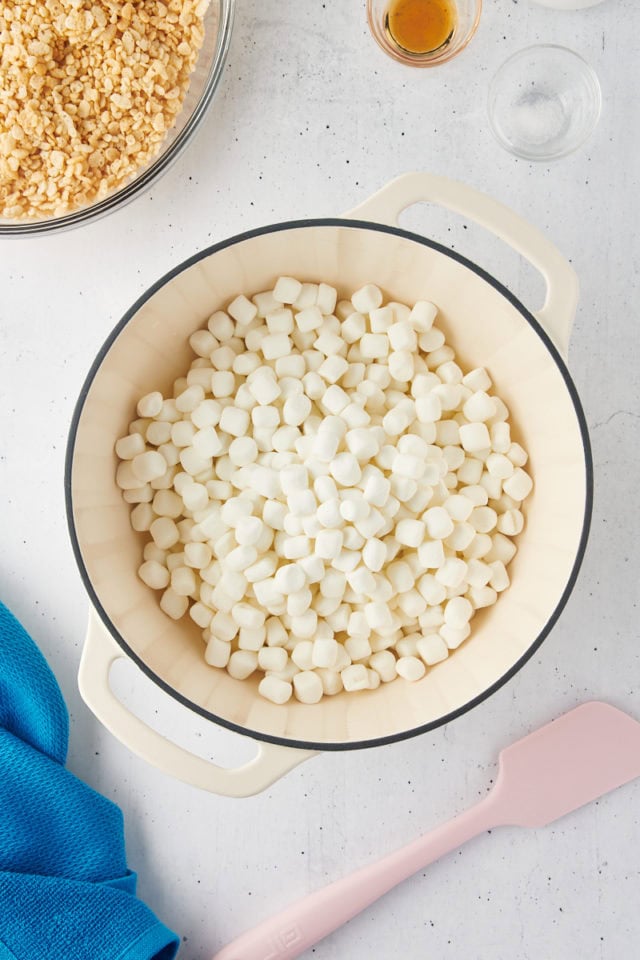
<box><xmin>493</xmin><ymin>702</ymin><xmax>640</xmax><ymax>828</ymax></box>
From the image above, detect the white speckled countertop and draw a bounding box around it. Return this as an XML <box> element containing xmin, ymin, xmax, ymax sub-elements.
<box><xmin>1</xmin><ymin>1</ymin><xmax>639</xmax><ymax>957</ymax></box>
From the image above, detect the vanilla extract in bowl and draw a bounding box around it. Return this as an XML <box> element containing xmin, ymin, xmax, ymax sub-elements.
<box><xmin>385</xmin><ymin>0</ymin><xmax>457</xmax><ymax>56</ymax></box>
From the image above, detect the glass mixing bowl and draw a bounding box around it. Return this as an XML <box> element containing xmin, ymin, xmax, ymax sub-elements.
<box><xmin>0</xmin><ymin>0</ymin><xmax>234</xmax><ymax>237</ymax></box>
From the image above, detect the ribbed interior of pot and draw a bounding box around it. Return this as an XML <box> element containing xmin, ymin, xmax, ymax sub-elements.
<box><xmin>70</xmin><ymin>223</ymin><xmax>587</xmax><ymax>746</ymax></box>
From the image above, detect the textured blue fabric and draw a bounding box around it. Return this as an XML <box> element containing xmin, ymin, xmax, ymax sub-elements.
<box><xmin>0</xmin><ymin>602</ymin><xmax>180</xmax><ymax>960</ymax></box>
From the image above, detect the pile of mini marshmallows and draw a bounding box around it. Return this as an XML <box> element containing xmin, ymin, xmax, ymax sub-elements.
<box><xmin>115</xmin><ymin>278</ymin><xmax>533</xmax><ymax>705</ymax></box>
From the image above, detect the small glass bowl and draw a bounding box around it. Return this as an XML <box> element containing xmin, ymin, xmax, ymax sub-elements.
<box><xmin>488</xmin><ymin>44</ymin><xmax>602</xmax><ymax>161</ymax></box>
<box><xmin>367</xmin><ymin>0</ymin><xmax>482</xmax><ymax>68</ymax></box>
<box><xmin>0</xmin><ymin>0</ymin><xmax>234</xmax><ymax>237</ymax></box>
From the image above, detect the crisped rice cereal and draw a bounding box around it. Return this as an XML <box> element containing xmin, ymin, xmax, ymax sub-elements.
<box><xmin>0</xmin><ymin>0</ymin><xmax>210</xmax><ymax>220</ymax></box>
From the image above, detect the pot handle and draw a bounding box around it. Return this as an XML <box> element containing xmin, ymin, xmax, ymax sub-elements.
<box><xmin>346</xmin><ymin>172</ymin><xmax>578</xmax><ymax>358</ymax></box>
<box><xmin>78</xmin><ymin>611</ymin><xmax>315</xmax><ymax>798</ymax></box>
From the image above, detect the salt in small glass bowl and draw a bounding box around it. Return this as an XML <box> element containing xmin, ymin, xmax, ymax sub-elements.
<box><xmin>488</xmin><ymin>44</ymin><xmax>602</xmax><ymax>161</ymax></box>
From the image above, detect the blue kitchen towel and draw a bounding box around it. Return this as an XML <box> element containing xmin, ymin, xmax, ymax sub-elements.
<box><xmin>0</xmin><ymin>601</ymin><xmax>180</xmax><ymax>960</ymax></box>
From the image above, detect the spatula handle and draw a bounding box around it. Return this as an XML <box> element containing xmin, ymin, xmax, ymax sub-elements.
<box><xmin>212</xmin><ymin>797</ymin><xmax>497</xmax><ymax>960</ymax></box>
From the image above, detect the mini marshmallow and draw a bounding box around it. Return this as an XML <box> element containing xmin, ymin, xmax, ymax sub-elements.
<box><xmin>503</xmin><ymin>468</ymin><xmax>533</xmax><ymax>501</ymax></box>
<box><xmin>261</xmin><ymin>333</ymin><xmax>292</xmax><ymax>361</ymax></box>
<box><xmin>354</xmin><ymin>507</ymin><xmax>385</xmax><ymax>539</ymax></box>
<box><xmin>227</xmin><ymin>650</ymin><xmax>258</xmax><ymax>680</ymax></box>
<box><xmin>221</xmin><ymin>497</ymin><xmax>252</xmax><ymax>526</ymax></box>
<box><xmin>288</xmin><ymin>488</ymin><xmax>316</xmax><ymax>516</ymax></box>
<box><xmin>210</xmin><ymin>371</ymin><xmax>236</xmax><ymax>398</ymax></box>
<box><xmin>341</xmin><ymin>663</ymin><xmax>370</xmax><ymax>692</ymax></box>
<box><xmin>296</xmin><ymin>305</ymin><xmax>324</xmax><ymax>333</ymax></box>
<box><xmin>320</xmin><ymin>570</ymin><xmax>347</xmax><ymax>599</ymax></box>
<box><xmin>345</xmin><ymin>636</ymin><xmax>372</xmax><ymax>662</ymax></box>
<box><xmin>330</xmin><ymin>452</ymin><xmax>361</xmax><ymax>487</ymax></box>
<box><xmin>369</xmin><ymin>650</ymin><xmax>397</xmax><ymax>682</ymax></box>
<box><xmin>316</xmin><ymin>283</ymin><xmax>337</xmax><ymax>314</ymax></box>
<box><xmin>388</xmin><ymin>321</ymin><xmax>418</xmax><ymax>352</ymax></box>
<box><xmin>311</xmin><ymin>637</ymin><xmax>339</xmax><ymax>669</ymax></box>
<box><xmin>470</xmin><ymin>506</ymin><xmax>498</xmax><ymax>534</ymax></box>
<box><xmin>318</xmin><ymin>355</ymin><xmax>349</xmax><ymax>384</ymax></box>
<box><xmin>298</xmin><ymin>553</ymin><xmax>325</xmax><ymax>583</ymax></box>
<box><xmin>463</xmin><ymin>391</ymin><xmax>496</xmax><ymax>423</ymax></box>
<box><xmin>351</xmin><ymin>284</ymin><xmax>383</xmax><ymax>313</ymax></box>
<box><xmin>382</xmin><ymin>401</ymin><xmax>415</xmax><ymax>436</ymax></box>
<box><xmin>459</xmin><ymin>422</ymin><xmax>491</xmax><ymax>453</ymax></box>
<box><xmin>315</xmin><ymin>331</ymin><xmax>345</xmax><ymax>357</ymax></box>
<box><xmin>417</xmin><ymin>539</ymin><xmax>445</xmax><ymax>570</ymax></box>
<box><xmin>291</xmin><ymin>641</ymin><xmax>314</xmax><ymax>671</ymax></box>
<box><xmin>291</xmin><ymin>609</ymin><xmax>318</xmax><ymax>639</ymax></box>
<box><xmin>409</xmin><ymin>301</ymin><xmax>437</xmax><ymax>332</ymax></box>
<box><xmin>489</xmin><ymin>560</ymin><xmax>510</xmax><ymax>592</ymax></box>
<box><xmin>486</xmin><ymin>452</ymin><xmax>514</xmax><ymax>480</ymax></box>
<box><xmin>132</xmin><ymin>451</ymin><xmax>167</xmax><ymax>483</ymax></box>
<box><xmin>237</xmin><ymin>626</ymin><xmax>267</xmax><ymax>652</ymax></box>
<box><xmin>395</xmin><ymin>518</ymin><xmax>425</xmax><ymax>548</ymax></box>
<box><xmin>315</xmin><ymin>528</ymin><xmax>344</xmax><ymax>560</ymax></box>
<box><xmin>423</xmin><ymin>506</ymin><xmax>454</xmax><ymax>540</ymax></box>
<box><xmin>360</xmin><ymin>334</ymin><xmax>389</xmax><ymax>360</ymax></box>
<box><xmin>228</xmin><ymin>294</ymin><xmax>258</xmax><ymax>326</ymax></box>
<box><xmin>316</xmin><ymin>668</ymin><xmax>343</xmax><ymax>696</ymax></box>
<box><xmin>266</xmin><ymin>308</ymin><xmax>294</xmax><ymax>336</ymax></box>
<box><xmin>160</xmin><ymin>588</ymin><xmax>188</xmax><ymax>620</ymax></box>
<box><xmin>150</xmin><ymin>517</ymin><xmax>180</xmax><ymax>550</ymax></box>
<box><xmin>435</xmin><ymin>557</ymin><xmax>468</xmax><ymax>589</ymax></box>
<box><xmin>396</xmin><ymin>656</ymin><xmax>426</xmax><ymax>681</ymax></box>
<box><xmin>282</xmin><ymin>535</ymin><xmax>311</xmax><ymax>560</ymax></box>
<box><xmin>362</xmin><ymin>471</ymin><xmax>390</xmax><ymax>508</ymax></box>
<box><xmin>389</xmin><ymin>350</ymin><xmax>414</xmax><ymax>383</ymax></box>
<box><xmin>362</xmin><ymin>538</ymin><xmax>386</xmax><ymax>573</ymax></box>
<box><xmin>346</xmin><ymin>428</ymin><xmax>380</xmax><ymax>462</ymax></box>
<box><xmin>497</xmin><ymin>509</ymin><xmax>524</xmax><ymax>536</ymax></box>
<box><xmin>417</xmin><ymin>634</ymin><xmax>448</xmax><ymax>666</ymax></box>
<box><xmin>445</xmin><ymin>522</ymin><xmax>476</xmax><ymax>551</ymax></box>
<box><xmin>211</xmin><ymin>611</ymin><xmax>239</xmax><ymax>642</ymax></box>
<box><xmin>259</xmin><ymin>675</ymin><xmax>293</xmax><ymax>704</ymax></box>
<box><xmin>138</xmin><ymin>560</ymin><xmax>170</xmax><ymax>590</ymax></box>
<box><xmin>248</xmin><ymin>370</ymin><xmax>281</xmax><ymax>405</ymax></box>
<box><xmin>440</xmin><ymin>623</ymin><xmax>471</xmax><ymax>649</ymax></box>
<box><xmin>219</xmin><ymin>406</ymin><xmax>250</xmax><ymax>438</ymax></box>
<box><xmin>274</xmin><ymin>563</ymin><xmax>306</xmax><ymax>594</ymax></box>
<box><xmin>116</xmin><ymin>433</ymin><xmax>146</xmax><ymax>460</ymax></box>
<box><xmin>274</xmin><ymin>276</ymin><xmax>303</xmax><ymax>304</ymax></box>
<box><xmin>265</xmin><ymin>617</ymin><xmax>288</xmax><ymax>647</ymax></box>
<box><xmin>205</xmin><ymin>636</ymin><xmax>231</xmax><ymax>669</ymax></box>
<box><xmin>364</xmin><ymin>601</ymin><xmax>392</xmax><ymax>631</ymax></box>
<box><xmin>287</xmin><ymin>588</ymin><xmax>312</xmax><ymax>617</ymax></box>
<box><xmin>317</xmin><ymin>498</ymin><xmax>343</xmax><ymax>528</ymax></box>
<box><xmin>341</xmin><ymin>311</ymin><xmax>366</xmax><ymax>344</ymax></box>
<box><xmin>444</xmin><ymin>596</ymin><xmax>473</xmax><ymax>629</ymax></box>
<box><xmin>416</xmin><ymin>574</ymin><xmax>447</xmax><ymax>606</ymax></box>
<box><xmin>283</xmin><ymin>394</ymin><xmax>312</xmax><ymax>427</ymax></box>
<box><xmin>321</xmin><ymin>385</ymin><xmax>350</xmax><ymax>416</ymax></box>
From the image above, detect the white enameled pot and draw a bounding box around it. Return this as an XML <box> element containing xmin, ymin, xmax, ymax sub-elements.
<box><xmin>66</xmin><ymin>173</ymin><xmax>592</xmax><ymax>797</ymax></box>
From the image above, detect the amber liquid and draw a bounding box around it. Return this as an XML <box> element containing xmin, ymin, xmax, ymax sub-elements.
<box><xmin>385</xmin><ymin>0</ymin><xmax>457</xmax><ymax>55</ymax></box>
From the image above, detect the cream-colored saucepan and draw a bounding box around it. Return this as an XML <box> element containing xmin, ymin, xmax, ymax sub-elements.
<box><xmin>66</xmin><ymin>173</ymin><xmax>592</xmax><ymax>797</ymax></box>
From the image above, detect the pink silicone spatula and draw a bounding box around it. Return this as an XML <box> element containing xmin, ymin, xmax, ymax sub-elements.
<box><xmin>213</xmin><ymin>702</ymin><xmax>640</xmax><ymax>960</ymax></box>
